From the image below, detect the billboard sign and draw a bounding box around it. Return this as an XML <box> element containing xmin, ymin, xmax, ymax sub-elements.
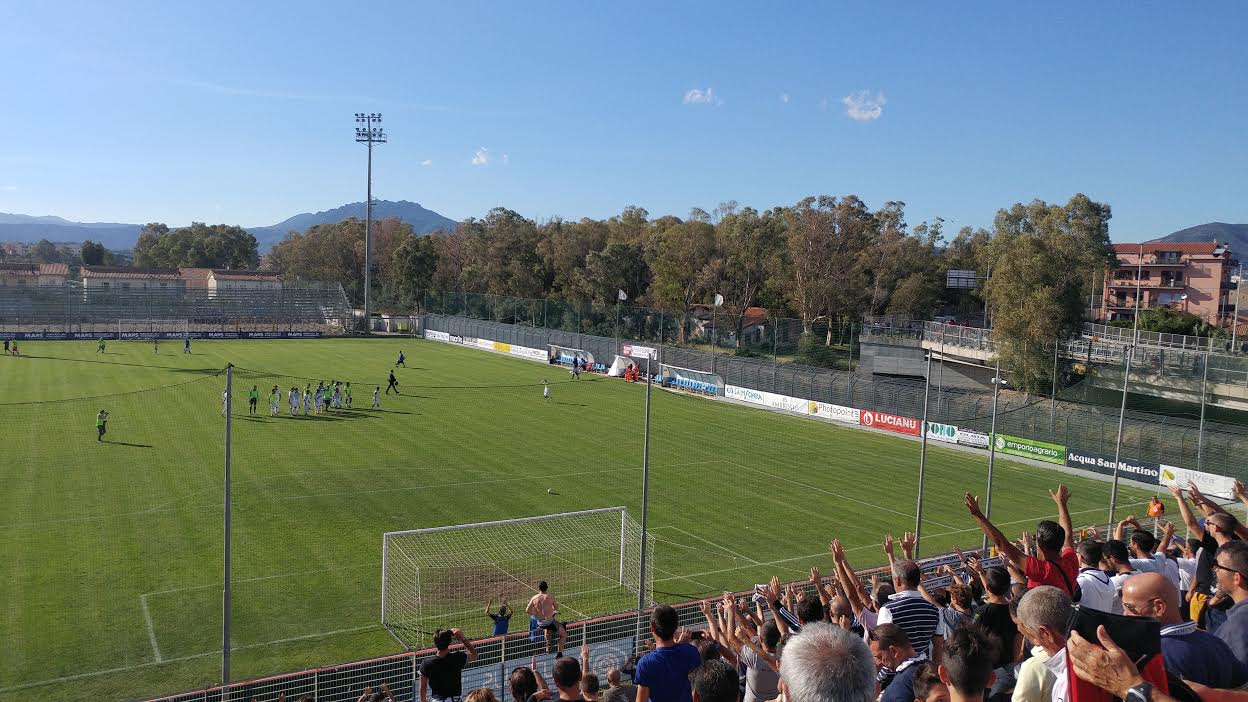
<box><xmin>995</xmin><ymin>434</ymin><xmax>1064</xmax><ymax>464</ymax></box>
<box><xmin>1064</xmin><ymin>447</ymin><xmax>1161</xmax><ymax>484</ymax></box>
<box><xmin>1159</xmin><ymin>464</ymin><xmax>1235</xmax><ymax>500</ymax></box>
<box><xmin>859</xmin><ymin>410</ymin><xmax>921</xmax><ymax>436</ymax></box>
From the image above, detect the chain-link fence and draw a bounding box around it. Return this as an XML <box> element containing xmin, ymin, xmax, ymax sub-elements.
<box><xmin>418</xmin><ymin>291</ymin><xmax>1248</xmax><ymax>482</ymax></box>
<box><xmin>0</xmin><ymin>282</ymin><xmax>353</xmax><ymax>333</ymax></box>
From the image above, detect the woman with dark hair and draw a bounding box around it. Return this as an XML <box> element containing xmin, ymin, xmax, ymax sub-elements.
<box><xmin>510</xmin><ymin>656</ymin><xmax>552</xmax><ymax>702</ymax></box>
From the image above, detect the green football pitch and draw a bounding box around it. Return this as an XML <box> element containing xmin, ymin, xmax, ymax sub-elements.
<box><xmin>0</xmin><ymin>338</ymin><xmax>1157</xmax><ymax>701</ymax></box>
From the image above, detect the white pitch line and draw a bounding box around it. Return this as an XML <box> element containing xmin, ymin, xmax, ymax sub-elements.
<box><xmin>665</xmin><ymin>526</ymin><xmax>759</xmax><ymax>564</ymax></box>
<box><xmin>139</xmin><ymin>594</ymin><xmax>162</xmax><ymax>662</ymax></box>
<box><xmin>144</xmin><ymin>561</ymin><xmax>378</xmax><ymax>597</ymax></box>
<box><xmin>723</xmin><ymin>459</ymin><xmax>959</xmax><ymax>530</ymax></box>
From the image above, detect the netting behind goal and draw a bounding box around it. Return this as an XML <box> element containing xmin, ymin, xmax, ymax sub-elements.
<box><xmin>382</xmin><ymin>507</ymin><xmax>653</xmax><ymax>648</ymax></box>
<box><xmin>117</xmin><ymin>318</ymin><xmax>190</xmax><ymax>338</ymax></box>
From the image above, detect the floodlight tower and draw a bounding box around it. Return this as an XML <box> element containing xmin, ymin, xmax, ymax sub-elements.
<box><xmin>355</xmin><ymin>113</ymin><xmax>387</xmax><ymax>331</ymax></box>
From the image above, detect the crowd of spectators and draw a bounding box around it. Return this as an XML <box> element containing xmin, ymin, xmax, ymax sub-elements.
<box><xmin>365</xmin><ymin>478</ymin><xmax>1248</xmax><ymax>702</ymax></box>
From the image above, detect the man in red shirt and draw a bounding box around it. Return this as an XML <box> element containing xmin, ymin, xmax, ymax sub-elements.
<box><xmin>964</xmin><ymin>484</ymin><xmax>1080</xmax><ymax>597</ymax></box>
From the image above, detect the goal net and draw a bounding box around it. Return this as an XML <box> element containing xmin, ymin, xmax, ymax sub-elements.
<box><xmin>117</xmin><ymin>318</ymin><xmax>190</xmax><ymax>339</ymax></box>
<box><xmin>382</xmin><ymin>507</ymin><xmax>653</xmax><ymax>649</ymax></box>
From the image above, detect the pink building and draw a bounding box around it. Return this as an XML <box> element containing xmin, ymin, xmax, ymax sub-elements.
<box><xmin>1101</xmin><ymin>241</ymin><xmax>1238</xmax><ymax>325</ymax></box>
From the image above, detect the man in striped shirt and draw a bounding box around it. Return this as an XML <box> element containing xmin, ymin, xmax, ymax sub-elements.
<box><xmin>876</xmin><ymin>559</ymin><xmax>945</xmax><ymax>661</ymax></box>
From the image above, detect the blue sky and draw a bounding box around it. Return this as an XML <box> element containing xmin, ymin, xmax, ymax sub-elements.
<box><xmin>0</xmin><ymin>1</ymin><xmax>1244</xmax><ymax>241</ymax></box>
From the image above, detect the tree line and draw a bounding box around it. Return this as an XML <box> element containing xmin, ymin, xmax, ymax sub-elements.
<box><xmin>268</xmin><ymin>194</ymin><xmax>1114</xmax><ymax>392</ymax></box>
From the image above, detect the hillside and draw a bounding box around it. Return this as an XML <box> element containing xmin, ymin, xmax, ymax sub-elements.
<box><xmin>1151</xmin><ymin>222</ymin><xmax>1248</xmax><ymax>252</ymax></box>
<box><xmin>0</xmin><ymin>200</ymin><xmax>458</xmax><ymax>252</ymax></box>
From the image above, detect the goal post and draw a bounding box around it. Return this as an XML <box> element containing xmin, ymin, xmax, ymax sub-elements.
<box><xmin>381</xmin><ymin>506</ymin><xmax>653</xmax><ymax>649</ymax></box>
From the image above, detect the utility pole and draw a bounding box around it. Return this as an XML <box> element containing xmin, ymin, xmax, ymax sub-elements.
<box><xmin>1233</xmin><ymin>265</ymin><xmax>1243</xmax><ymax>353</ymax></box>
<box><xmin>354</xmin><ymin>113</ymin><xmax>387</xmax><ymax>332</ymax></box>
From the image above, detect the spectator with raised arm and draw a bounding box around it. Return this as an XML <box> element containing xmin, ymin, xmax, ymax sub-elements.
<box><xmin>877</xmin><ymin>555</ymin><xmax>946</xmax><ymax>661</ymax></box>
<box><xmin>964</xmin><ymin>486</ymin><xmax>1078</xmax><ymax>597</ymax></box>
<box><xmin>580</xmin><ymin>644</ymin><xmax>601</xmax><ymax>702</ymax></box>
<box><xmin>719</xmin><ymin>592</ymin><xmax>779</xmax><ymax>702</ymax></box>
<box><xmin>420</xmin><ymin>628</ymin><xmax>479</xmax><ymax>702</ymax></box>
<box><xmin>356</xmin><ymin>684</ymin><xmax>397</xmax><ymax>702</ymax></box>
<box><xmin>779</xmin><ymin>623</ymin><xmax>877</xmax><ymax>702</ymax></box>
<box><xmin>1120</xmin><ymin>571</ymin><xmax>1248</xmax><ymax>688</ymax></box>
<box><xmin>634</xmin><ymin>604</ymin><xmax>701</xmax><ymax>702</ymax></box>
<box><xmin>508</xmin><ymin>656</ymin><xmax>553</xmax><ymax>702</ymax></box>
<box><xmin>1169</xmin><ymin>483</ymin><xmax>1243</xmax><ymax>626</ymax></box>
<box><xmin>965</xmin><ymin>557</ymin><xmax>1019</xmax><ymax>700</ymax></box>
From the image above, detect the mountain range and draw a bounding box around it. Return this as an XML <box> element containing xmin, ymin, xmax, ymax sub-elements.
<box><xmin>1150</xmin><ymin>222</ymin><xmax>1248</xmax><ymax>253</ymax></box>
<box><xmin>0</xmin><ymin>200</ymin><xmax>458</xmax><ymax>252</ymax></box>
<box><xmin>1</xmin><ymin>206</ymin><xmax>1245</xmax><ymax>258</ymax></box>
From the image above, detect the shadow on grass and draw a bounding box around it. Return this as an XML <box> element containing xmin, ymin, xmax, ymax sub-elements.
<box><xmin>102</xmin><ymin>440</ymin><xmax>154</xmax><ymax>448</ymax></box>
<box><xmin>22</xmin><ymin>353</ymin><xmax>222</xmax><ymax>375</ymax></box>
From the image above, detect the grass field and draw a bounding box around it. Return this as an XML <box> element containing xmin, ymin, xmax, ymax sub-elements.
<box><xmin>0</xmin><ymin>337</ymin><xmax>1158</xmax><ymax>701</ymax></box>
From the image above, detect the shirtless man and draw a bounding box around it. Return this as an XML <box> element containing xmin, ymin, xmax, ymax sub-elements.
<box><xmin>526</xmin><ymin>580</ymin><xmax>567</xmax><ymax>656</ymax></box>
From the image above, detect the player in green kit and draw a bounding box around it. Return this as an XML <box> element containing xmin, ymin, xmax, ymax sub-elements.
<box><xmin>247</xmin><ymin>385</ymin><xmax>259</xmax><ymax>415</ymax></box>
<box><xmin>97</xmin><ymin>337</ymin><xmax>106</xmax><ymax>353</ymax></box>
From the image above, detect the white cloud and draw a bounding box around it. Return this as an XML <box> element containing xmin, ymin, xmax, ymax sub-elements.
<box><xmin>841</xmin><ymin>90</ymin><xmax>886</xmax><ymax>121</ymax></box>
<box><xmin>420</xmin><ymin>159</ymin><xmax>433</xmax><ymax>167</ymax></box>
<box><xmin>471</xmin><ymin>147</ymin><xmax>492</xmax><ymax>166</ymax></box>
<box><xmin>0</xmin><ymin>185</ymin><xmax>16</xmax><ymax>191</ymax></box>
<box><xmin>780</xmin><ymin>93</ymin><xmax>790</xmax><ymax>104</ymax></box>
<box><xmin>683</xmin><ymin>87</ymin><xmax>722</xmax><ymax>106</ymax></box>
<box><xmin>502</xmin><ymin>153</ymin><xmax>510</xmax><ymax>166</ymax></box>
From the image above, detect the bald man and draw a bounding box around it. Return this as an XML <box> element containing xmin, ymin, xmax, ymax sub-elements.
<box><xmin>1120</xmin><ymin>572</ymin><xmax>1248</xmax><ymax>689</ymax></box>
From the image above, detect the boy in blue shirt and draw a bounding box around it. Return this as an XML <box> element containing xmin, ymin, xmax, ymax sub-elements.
<box><xmin>485</xmin><ymin>597</ymin><xmax>512</xmax><ymax>636</ymax></box>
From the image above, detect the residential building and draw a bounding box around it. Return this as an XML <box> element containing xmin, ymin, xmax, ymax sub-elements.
<box><xmin>0</xmin><ymin>262</ymin><xmax>70</xmax><ymax>286</ymax></box>
<box><xmin>1101</xmin><ymin>242</ymin><xmax>1237</xmax><ymax>325</ymax></box>
<box><xmin>81</xmin><ymin>266</ymin><xmax>185</xmax><ymax>291</ymax></box>
<box><xmin>204</xmin><ymin>269</ymin><xmax>281</xmax><ymax>295</ymax></box>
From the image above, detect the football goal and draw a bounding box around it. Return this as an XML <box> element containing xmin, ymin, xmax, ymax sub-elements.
<box><xmin>381</xmin><ymin>506</ymin><xmax>653</xmax><ymax>649</ymax></box>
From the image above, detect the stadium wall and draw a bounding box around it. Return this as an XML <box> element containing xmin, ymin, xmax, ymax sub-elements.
<box><xmin>422</xmin><ymin>314</ymin><xmax>1242</xmax><ymax>496</ymax></box>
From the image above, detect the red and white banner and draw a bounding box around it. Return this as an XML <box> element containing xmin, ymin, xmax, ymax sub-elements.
<box><xmin>859</xmin><ymin>409</ymin><xmax>921</xmax><ymax>436</ymax></box>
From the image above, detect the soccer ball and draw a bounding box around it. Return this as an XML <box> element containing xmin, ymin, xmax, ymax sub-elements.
<box><xmin>547</xmin><ymin>488</ymin><xmax>555</xmax><ymax>495</ymax></box>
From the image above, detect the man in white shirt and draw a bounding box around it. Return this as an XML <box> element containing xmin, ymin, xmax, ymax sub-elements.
<box><xmin>1075</xmin><ymin>540</ymin><xmax>1117</xmax><ymax>612</ymax></box>
<box><xmin>1014</xmin><ymin>586</ymin><xmax>1072</xmax><ymax>702</ymax></box>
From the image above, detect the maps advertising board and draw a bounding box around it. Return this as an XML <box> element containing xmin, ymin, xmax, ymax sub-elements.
<box><xmin>957</xmin><ymin>429</ymin><xmax>990</xmax><ymax>449</ymax></box>
<box><xmin>859</xmin><ymin>410</ymin><xmax>921</xmax><ymax>436</ymax></box>
<box><xmin>995</xmin><ymin>434</ymin><xmax>1064</xmax><ymax>465</ymax></box>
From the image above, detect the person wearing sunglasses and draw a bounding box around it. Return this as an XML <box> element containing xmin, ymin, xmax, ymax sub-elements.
<box><xmin>1214</xmin><ymin>541</ymin><xmax>1248</xmax><ymax>668</ymax></box>
<box><xmin>1120</xmin><ymin>572</ymin><xmax>1246</xmax><ymax>688</ymax></box>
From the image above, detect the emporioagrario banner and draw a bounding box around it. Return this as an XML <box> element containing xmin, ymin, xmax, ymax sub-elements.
<box><xmin>995</xmin><ymin>434</ymin><xmax>1065</xmax><ymax>464</ymax></box>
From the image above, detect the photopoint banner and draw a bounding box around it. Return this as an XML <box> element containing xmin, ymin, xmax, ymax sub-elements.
<box><xmin>995</xmin><ymin>434</ymin><xmax>1065</xmax><ymax>465</ymax></box>
<box><xmin>858</xmin><ymin>409</ymin><xmax>921</xmax><ymax>436</ymax></box>
<box><xmin>724</xmin><ymin>386</ymin><xmax>858</xmax><ymax>423</ymax></box>
<box><xmin>1064</xmin><ymin>447</ymin><xmax>1160</xmax><ymax>484</ymax></box>
<box><xmin>924</xmin><ymin>422</ymin><xmax>959</xmax><ymax>444</ymax></box>
<box><xmin>1159</xmin><ymin>464</ymin><xmax>1234</xmax><ymax>499</ymax></box>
